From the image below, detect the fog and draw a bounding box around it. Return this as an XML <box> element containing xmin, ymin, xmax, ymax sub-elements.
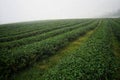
<box><xmin>0</xmin><ymin>0</ymin><xmax>120</xmax><ymax>24</ymax></box>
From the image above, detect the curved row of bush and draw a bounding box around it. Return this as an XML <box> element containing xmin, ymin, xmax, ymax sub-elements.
<box><xmin>0</xmin><ymin>21</ymin><xmax>64</xmax><ymax>37</ymax></box>
<box><xmin>110</xmin><ymin>20</ymin><xmax>120</xmax><ymax>41</ymax></box>
<box><xmin>0</xmin><ymin>20</ymin><xmax>83</xmax><ymax>37</ymax></box>
<box><xmin>112</xmin><ymin>18</ymin><xmax>120</xmax><ymax>25</ymax></box>
<box><xmin>42</xmin><ymin>20</ymin><xmax>117</xmax><ymax>80</ymax></box>
<box><xmin>0</xmin><ymin>20</ymin><xmax>95</xmax><ymax>50</ymax></box>
<box><xmin>0</xmin><ymin>20</ymin><xmax>87</xmax><ymax>42</ymax></box>
<box><xmin>0</xmin><ymin>20</ymin><xmax>99</xmax><ymax>80</ymax></box>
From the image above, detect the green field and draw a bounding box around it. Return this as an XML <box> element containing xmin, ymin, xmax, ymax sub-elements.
<box><xmin>0</xmin><ymin>19</ymin><xmax>120</xmax><ymax>80</ymax></box>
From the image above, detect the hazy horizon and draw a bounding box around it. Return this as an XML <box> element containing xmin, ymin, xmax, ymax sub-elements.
<box><xmin>0</xmin><ymin>0</ymin><xmax>120</xmax><ymax>24</ymax></box>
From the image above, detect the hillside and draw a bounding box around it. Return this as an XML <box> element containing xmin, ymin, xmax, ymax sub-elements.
<box><xmin>0</xmin><ymin>18</ymin><xmax>120</xmax><ymax>80</ymax></box>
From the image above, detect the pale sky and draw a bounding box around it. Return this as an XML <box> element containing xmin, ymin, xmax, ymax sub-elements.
<box><xmin>0</xmin><ymin>0</ymin><xmax>120</xmax><ymax>24</ymax></box>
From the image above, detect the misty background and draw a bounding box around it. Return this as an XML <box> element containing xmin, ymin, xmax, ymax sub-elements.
<box><xmin>0</xmin><ymin>0</ymin><xmax>120</xmax><ymax>24</ymax></box>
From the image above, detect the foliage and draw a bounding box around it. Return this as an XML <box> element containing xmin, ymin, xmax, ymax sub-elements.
<box><xmin>42</xmin><ymin>20</ymin><xmax>117</xmax><ymax>80</ymax></box>
<box><xmin>0</xmin><ymin>19</ymin><xmax>98</xmax><ymax>80</ymax></box>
